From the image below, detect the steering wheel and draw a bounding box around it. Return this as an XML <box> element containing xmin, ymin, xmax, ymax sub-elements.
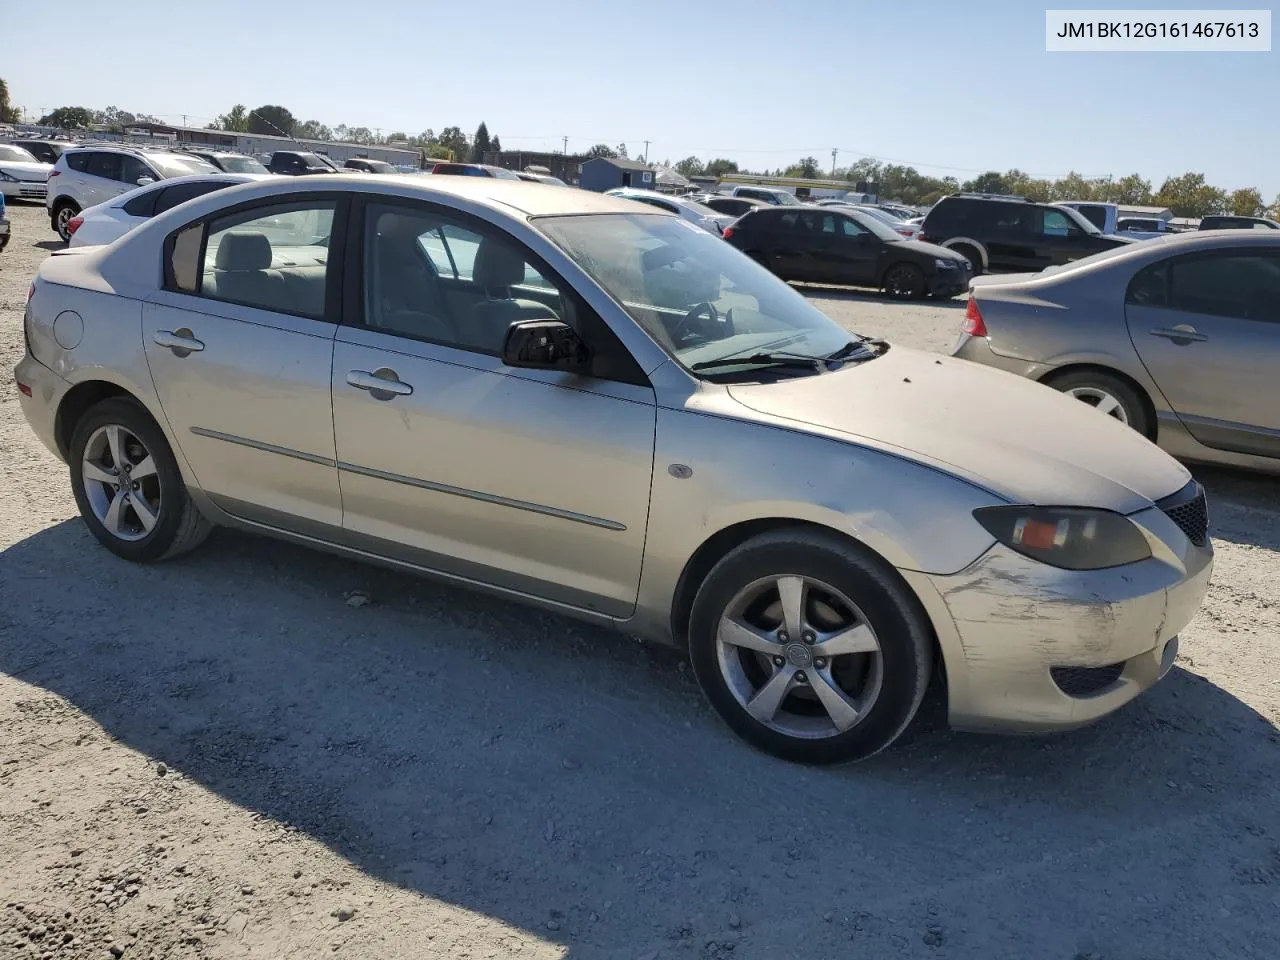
<box><xmin>671</xmin><ymin>301</ymin><xmax>724</xmax><ymax>343</ymax></box>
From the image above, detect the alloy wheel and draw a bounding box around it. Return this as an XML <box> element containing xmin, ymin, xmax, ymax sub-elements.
<box><xmin>716</xmin><ymin>574</ymin><xmax>883</xmax><ymax>739</ymax></box>
<box><xmin>80</xmin><ymin>424</ymin><xmax>162</xmax><ymax>542</ymax></box>
<box><xmin>884</xmin><ymin>265</ymin><xmax>922</xmax><ymax>299</ymax></box>
<box><xmin>1065</xmin><ymin>386</ymin><xmax>1130</xmax><ymax>425</ymax></box>
<box><xmin>56</xmin><ymin>206</ymin><xmax>77</xmax><ymax>241</ymax></box>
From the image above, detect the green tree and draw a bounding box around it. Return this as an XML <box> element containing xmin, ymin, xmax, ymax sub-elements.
<box><xmin>248</xmin><ymin>105</ymin><xmax>296</xmax><ymax>138</ymax></box>
<box><xmin>585</xmin><ymin>143</ymin><xmax>617</xmax><ymax>159</ymax></box>
<box><xmin>0</xmin><ymin>78</ymin><xmax>19</xmax><ymax>123</ymax></box>
<box><xmin>1048</xmin><ymin>171</ymin><xmax>1093</xmax><ymax>201</ymax></box>
<box><xmin>436</xmin><ymin>126</ymin><xmax>468</xmax><ymax>161</ymax></box>
<box><xmin>675</xmin><ymin>155</ymin><xmax>704</xmax><ymax>177</ymax></box>
<box><xmin>616</xmin><ymin>143</ymin><xmax>630</xmax><ymax>159</ymax></box>
<box><xmin>412</xmin><ymin>129</ymin><xmax>436</xmax><ymax>148</ymax></box>
<box><xmin>38</xmin><ymin>106</ymin><xmax>93</xmax><ymax>129</ymax></box>
<box><xmin>961</xmin><ymin>171</ymin><xmax>1008</xmax><ymax>194</ymax></box>
<box><xmin>1268</xmin><ymin>194</ymin><xmax>1280</xmax><ymax>219</ymax></box>
<box><xmin>1228</xmin><ymin>187</ymin><xmax>1264</xmax><ymax>217</ymax></box>
<box><xmin>427</xmin><ymin>143</ymin><xmax>452</xmax><ymax>160</ymax></box>
<box><xmin>1110</xmin><ymin>173</ymin><xmax>1152</xmax><ymax>205</ymax></box>
<box><xmin>784</xmin><ymin>156</ymin><xmax>820</xmax><ymax>178</ymax></box>
<box><xmin>1153</xmin><ymin>172</ymin><xmax>1228</xmax><ymax>218</ymax></box>
<box><xmin>295</xmin><ymin>120</ymin><xmax>332</xmax><ymax>141</ymax></box>
<box><xmin>346</xmin><ymin>126</ymin><xmax>374</xmax><ymax>145</ymax></box>
<box><xmin>469</xmin><ymin>122</ymin><xmax>491</xmax><ymax>162</ymax></box>
<box><xmin>704</xmin><ymin>158</ymin><xmax>738</xmax><ymax>177</ymax></box>
<box><xmin>491</xmin><ymin>135</ymin><xmax>501</xmax><ymax>153</ymax></box>
<box><xmin>385</xmin><ymin>130</ymin><xmax>408</xmax><ymax>143</ymax></box>
<box><xmin>213</xmin><ymin>104</ymin><xmax>250</xmax><ymax>132</ymax></box>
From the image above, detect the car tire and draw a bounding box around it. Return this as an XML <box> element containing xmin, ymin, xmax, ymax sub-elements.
<box><xmin>52</xmin><ymin>200</ymin><xmax>81</xmax><ymax>243</ymax></box>
<box><xmin>68</xmin><ymin>397</ymin><xmax>212</xmax><ymax>563</ymax></box>
<box><xmin>1045</xmin><ymin>370</ymin><xmax>1151</xmax><ymax>437</ymax></box>
<box><xmin>687</xmin><ymin>528</ymin><xmax>932</xmax><ymax>765</ymax></box>
<box><xmin>882</xmin><ymin>262</ymin><xmax>926</xmax><ymax>300</ymax></box>
<box><xmin>952</xmin><ymin>243</ymin><xmax>983</xmax><ymax>276</ymax></box>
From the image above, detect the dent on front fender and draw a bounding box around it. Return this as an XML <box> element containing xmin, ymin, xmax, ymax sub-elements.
<box><xmin>627</xmin><ymin>407</ymin><xmax>1001</xmax><ymax>643</ymax></box>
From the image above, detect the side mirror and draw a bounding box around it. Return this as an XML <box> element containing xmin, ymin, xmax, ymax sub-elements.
<box><xmin>502</xmin><ymin>319</ymin><xmax>589</xmax><ymax>372</ymax></box>
<box><xmin>136</xmin><ymin>176</ymin><xmax>155</xmax><ymax>186</ymax></box>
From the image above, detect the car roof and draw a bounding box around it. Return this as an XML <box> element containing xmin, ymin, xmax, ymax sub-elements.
<box><xmin>147</xmin><ymin>172</ymin><xmax>651</xmax><ymax>218</ymax></box>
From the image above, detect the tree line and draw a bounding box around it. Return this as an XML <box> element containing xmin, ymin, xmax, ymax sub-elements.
<box><xmin>668</xmin><ymin>155</ymin><xmax>1278</xmax><ymax>219</ymax></box>
<box><xmin>9</xmin><ymin>87</ymin><xmax>1277</xmax><ymax>219</ymax></box>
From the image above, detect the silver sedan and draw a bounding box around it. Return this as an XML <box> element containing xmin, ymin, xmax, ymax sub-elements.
<box><xmin>953</xmin><ymin>230</ymin><xmax>1280</xmax><ymax>474</ymax></box>
<box><xmin>14</xmin><ymin>175</ymin><xmax>1211</xmax><ymax>764</ymax></box>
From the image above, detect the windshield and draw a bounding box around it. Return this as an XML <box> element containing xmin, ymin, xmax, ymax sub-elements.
<box><xmin>673</xmin><ymin>197</ymin><xmax>725</xmax><ymax>219</ymax></box>
<box><xmin>1057</xmin><ymin>205</ymin><xmax>1103</xmax><ymax>235</ymax></box>
<box><xmin>217</xmin><ymin>155</ymin><xmax>268</xmax><ymax>174</ymax></box>
<box><xmin>771</xmin><ymin>191</ymin><xmax>802</xmax><ymax>206</ymax></box>
<box><xmin>538</xmin><ymin>213</ymin><xmax>858</xmax><ymax>375</ymax></box>
<box><xmin>846</xmin><ymin>209</ymin><xmax>904</xmax><ymax>242</ymax></box>
<box><xmin>0</xmin><ymin>144</ymin><xmax>38</xmax><ymax>162</ymax></box>
<box><xmin>150</xmin><ymin>155</ymin><xmax>220</xmax><ymax>177</ymax></box>
<box><xmin>869</xmin><ymin>206</ymin><xmax>905</xmax><ymax>221</ymax></box>
<box><xmin>486</xmin><ymin>166</ymin><xmax>522</xmax><ymax>180</ymax></box>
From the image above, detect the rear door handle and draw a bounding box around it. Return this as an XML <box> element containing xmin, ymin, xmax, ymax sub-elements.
<box><xmin>346</xmin><ymin>369</ymin><xmax>413</xmax><ymax>399</ymax></box>
<box><xmin>1150</xmin><ymin>325</ymin><xmax>1207</xmax><ymax>343</ymax></box>
<box><xmin>153</xmin><ymin>328</ymin><xmax>205</xmax><ymax>356</ymax></box>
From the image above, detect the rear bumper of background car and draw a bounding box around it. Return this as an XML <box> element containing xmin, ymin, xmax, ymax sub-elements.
<box><xmin>901</xmin><ymin>504</ymin><xmax>1213</xmax><ymax>733</ymax></box>
<box><xmin>1</xmin><ymin>181</ymin><xmax>48</xmax><ymax>200</ymax></box>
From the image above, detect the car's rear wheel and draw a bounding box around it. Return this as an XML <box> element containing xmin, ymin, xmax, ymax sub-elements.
<box><xmin>1046</xmin><ymin>370</ymin><xmax>1151</xmax><ymax>436</ymax></box>
<box><xmin>883</xmin><ymin>262</ymin><xmax>925</xmax><ymax>299</ymax></box>
<box><xmin>53</xmin><ymin>201</ymin><xmax>81</xmax><ymax>243</ymax></box>
<box><xmin>69</xmin><ymin>398</ymin><xmax>212</xmax><ymax>562</ymax></box>
<box><xmin>952</xmin><ymin>243</ymin><xmax>983</xmax><ymax>275</ymax></box>
<box><xmin>688</xmin><ymin>529</ymin><xmax>931</xmax><ymax>765</ymax></box>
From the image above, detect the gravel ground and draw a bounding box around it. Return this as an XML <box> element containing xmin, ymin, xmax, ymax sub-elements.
<box><xmin>1</xmin><ymin>199</ymin><xmax>1278</xmax><ymax>960</ymax></box>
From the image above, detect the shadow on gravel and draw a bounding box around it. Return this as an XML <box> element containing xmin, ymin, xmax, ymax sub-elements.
<box><xmin>794</xmin><ymin>283</ymin><xmax>967</xmax><ymax>308</ymax></box>
<box><xmin>2</xmin><ymin>519</ymin><xmax>1278</xmax><ymax>958</ymax></box>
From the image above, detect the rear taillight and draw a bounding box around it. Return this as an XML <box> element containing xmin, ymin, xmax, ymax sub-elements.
<box><xmin>48</xmin><ymin>169</ymin><xmax>60</xmax><ymax>178</ymax></box>
<box><xmin>66</xmin><ymin>216</ymin><xmax>83</xmax><ymax>236</ymax></box>
<box><xmin>962</xmin><ymin>297</ymin><xmax>987</xmax><ymax>337</ymax></box>
<box><xmin>27</xmin><ymin>282</ymin><xmax>36</xmax><ymax>303</ymax></box>
<box><xmin>917</xmin><ymin>231</ymin><xmax>932</xmax><ymax>243</ymax></box>
<box><xmin>722</xmin><ymin>225</ymin><xmax>736</xmax><ymax>240</ymax></box>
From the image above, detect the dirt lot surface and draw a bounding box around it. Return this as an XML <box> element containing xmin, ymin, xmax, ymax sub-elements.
<box><xmin>1</xmin><ymin>200</ymin><xmax>1278</xmax><ymax>960</ymax></box>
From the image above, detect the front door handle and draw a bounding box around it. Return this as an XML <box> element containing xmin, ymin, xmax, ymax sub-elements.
<box><xmin>153</xmin><ymin>328</ymin><xmax>205</xmax><ymax>357</ymax></box>
<box><xmin>346</xmin><ymin>368</ymin><xmax>413</xmax><ymax>400</ymax></box>
<box><xmin>1150</xmin><ymin>325</ymin><xmax>1207</xmax><ymax>344</ymax></box>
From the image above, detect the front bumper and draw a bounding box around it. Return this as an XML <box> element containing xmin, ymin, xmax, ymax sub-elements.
<box><xmin>927</xmin><ymin>266</ymin><xmax>970</xmax><ymax>298</ymax></box>
<box><xmin>904</xmin><ymin>504</ymin><xmax>1213</xmax><ymax>733</ymax></box>
<box><xmin>1</xmin><ymin>181</ymin><xmax>48</xmax><ymax>200</ymax></box>
<box><xmin>15</xmin><ymin>353</ymin><xmax>70</xmax><ymax>462</ymax></box>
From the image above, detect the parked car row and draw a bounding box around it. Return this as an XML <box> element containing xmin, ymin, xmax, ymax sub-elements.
<box><xmin>14</xmin><ymin>172</ymin><xmax>1212</xmax><ymax>765</ymax></box>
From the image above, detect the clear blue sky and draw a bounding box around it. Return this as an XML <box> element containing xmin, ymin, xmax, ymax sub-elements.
<box><xmin>5</xmin><ymin>0</ymin><xmax>1275</xmax><ymax>197</ymax></box>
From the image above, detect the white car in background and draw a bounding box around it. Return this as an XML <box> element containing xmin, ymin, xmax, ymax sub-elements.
<box><xmin>604</xmin><ymin>187</ymin><xmax>735</xmax><ymax>234</ymax></box>
<box><xmin>68</xmin><ymin>174</ymin><xmax>269</xmax><ymax>247</ymax></box>
<box><xmin>0</xmin><ymin>143</ymin><xmax>53</xmax><ymax>201</ymax></box>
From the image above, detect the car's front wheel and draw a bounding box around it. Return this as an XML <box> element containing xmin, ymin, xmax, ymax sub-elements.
<box><xmin>52</xmin><ymin>201</ymin><xmax>81</xmax><ymax>243</ymax></box>
<box><xmin>883</xmin><ymin>262</ymin><xmax>925</xmax><ymax>299</ymax></box>
<box><xmin>69</xmin><ymin>398</ymin><xmax>211</xmax><ymax>562</ymax></box>
<box><xmin>688</xmin><ymin>530</ymin><xmax>932</xmax><ymax>764</ymax></box>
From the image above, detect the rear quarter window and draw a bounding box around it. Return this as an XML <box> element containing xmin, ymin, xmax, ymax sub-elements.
<box><xmin>65</xmin><ymin>152</ymin><xmax>90</xmax><ymax>173</ymax></box>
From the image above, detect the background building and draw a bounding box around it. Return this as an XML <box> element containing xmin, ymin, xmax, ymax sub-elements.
<box><xmin>579</xmin><ymin>157</ymin><xmax>656</xmax><ymax>192</ymax></box>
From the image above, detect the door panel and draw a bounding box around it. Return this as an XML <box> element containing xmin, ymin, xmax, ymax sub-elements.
<box><xmin>142</xmin><ymin>299</ymin><xmax>342</xmax><ymax>530</ymax></box>
<box><xmin>331</xmin><ymin>330</ymin><xmax>656</xmax><ymax>615</ymax></box>
<box><xmin>1125</xmin><ymin>252</ymin><xmax>1280</xmax><ymax>457</ymax></box>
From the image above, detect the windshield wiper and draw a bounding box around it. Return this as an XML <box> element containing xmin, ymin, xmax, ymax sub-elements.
<box><xmin>691</xmin><ymin>352</ymin><xmax>824</xmax><ymax>372</ymax></box>
<box><xmin>823</xmin><ymin>338</ymin><xmax>888</xmax><ymax>362</ymax></box>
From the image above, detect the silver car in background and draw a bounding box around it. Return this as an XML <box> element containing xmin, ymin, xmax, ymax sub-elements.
<box><xmin>604</xmin><ymin>187</ymin><xmax>736</xmax><ymax>235</ymax></box>
<box><xmin>15</xmin><ymin>175</ymin><xmax>1211</xmax><ymax>764</ymax></box>
<box><xmin>954</xmin><ymin>230</ymin><xmax>1280</xmax><ymax>474</ymax></box>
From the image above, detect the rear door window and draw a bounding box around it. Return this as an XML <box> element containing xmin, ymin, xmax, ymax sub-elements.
<box><xmin>119</xmin><ymin>155</ymin><xmax>154</xmax><ymax>185</ymax></box>
<box><xmin>1168</xmin><ymin>253</ymin><xmax>1280</xmax><ymax>322</ymax></box>
<box><xmin>85</xmin><ymin>152</ymin><xmax>123</xmax><ymax>181</ymax></box>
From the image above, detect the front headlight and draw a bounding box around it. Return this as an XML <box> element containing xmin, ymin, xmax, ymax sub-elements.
<box><xmin>0</xmin><ymin>172</ymin><xmax>18</xmax><ymax>182</ymax></box>
<box><xmin>973</xmin><ymin>506</ymin><xmax>1151</xmax><ymax>570</ymax></box>
<box><xmin>935</xmin><ymin>258</ymin><xmax>957</xmax><ymax>270</ymax></box>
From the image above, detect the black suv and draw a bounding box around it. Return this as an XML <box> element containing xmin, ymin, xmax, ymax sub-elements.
<box><xmin>1199</xmin><ymin>215</ymin><xmax>1280</xmax><ymax>231</ymax></box>
<box><xmin>266</xmin><ymin>151</ymin><xmax>344</xmax><ymax>176</ymax></box>
<box><xmin>724</xmin><ymin>205</ymin><xmax>971</xmax><ymax>299</ymax></box>
<box><xmin>918</xmin><ymin>194</ymin><xmax>1132</xmax><ymax>274</ymax></box>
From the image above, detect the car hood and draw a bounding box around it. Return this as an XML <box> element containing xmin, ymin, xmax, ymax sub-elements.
<box><xmin>0</xmin><ymin>160</ymin><xmax>52</xmax><ymax>180</ymax></box>
<box><xmin>724</xmin><ymin>345</ymin><xmax>1190</xmax><ymax>513</ymax></box>
<box><xmin>891</xmin><ymin>237</ymin><xmax>966</xmax><ymax>261</ymax></box>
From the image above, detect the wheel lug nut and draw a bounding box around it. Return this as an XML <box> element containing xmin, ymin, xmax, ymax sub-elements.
<box><xmin>802</xmin><ymin>632</ymin><xmax>815</xmax><ymax>644</ymax></box>
<box><xmin>814</xmin><ymin>658</ymin><xmax>827</xmax><ymax>669</ymax></box>
<box><xmin>795</xmin><ymin>671</ymin><xmax>807</xmax><ymax>684</ymax></box>
<box><xmin>773</xmin><ymin>656</ymin><xmax>785</xmax><ymax>667</ymax></box>
<box><xmin>777</xmin><ymin>631</ymin><xmax>789</xmax><ymax>642</ymax></box>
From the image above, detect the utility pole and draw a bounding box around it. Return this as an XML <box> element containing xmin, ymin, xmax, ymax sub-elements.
<box><xmin>562</xmin><ymin>135</ymin><xmax>568</xmax><ymax>154</ymax></box>
<box><xmin>831</xmin><ymin>148</ymin><xmax>838</xmax><ymax>176</ymax></box>
<box><xmin>643</xmin><ymin>140</ymin><xmax>651</xmax><ymax>163</ymax></box>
